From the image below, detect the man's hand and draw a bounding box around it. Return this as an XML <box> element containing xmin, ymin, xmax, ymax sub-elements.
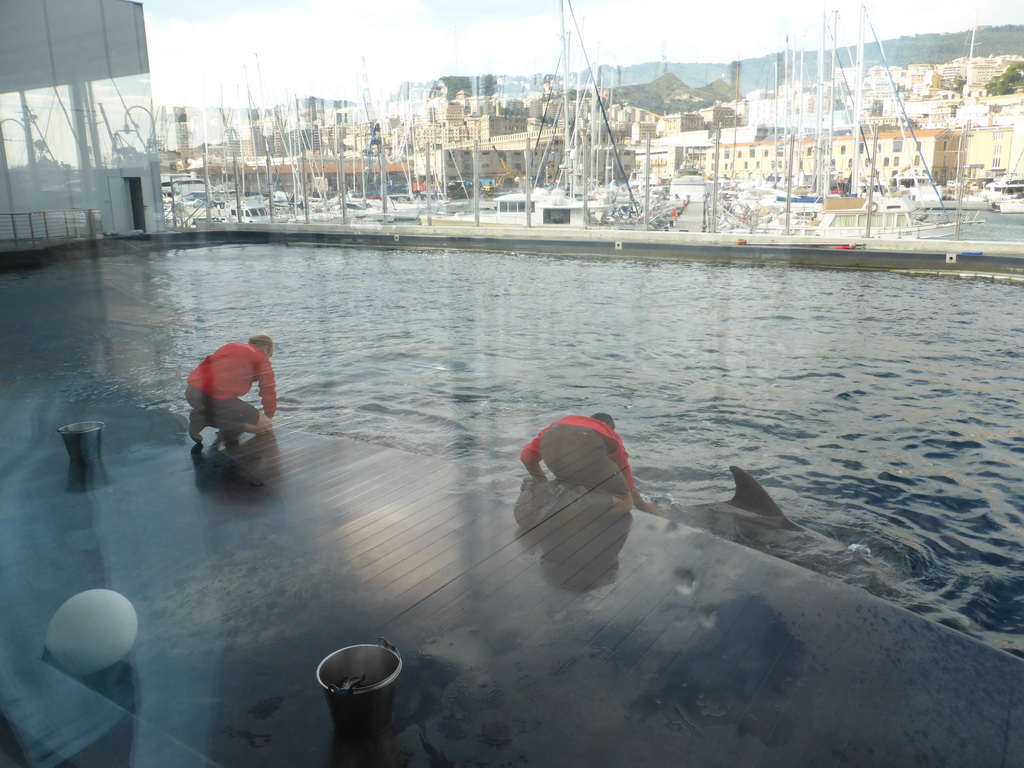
<box><xmin>635</xmin><ymin>499</ymin><xmax>664</xmax><ymax>515</ymax></box>
<box><xmin>632</xmin><ymin>491</ymin><xmax>663</xmax><ymax>515</ymax></box>
<box><xmin>523</xmin><ymin>461</ymin><xmax>547</xmax><ymax>482</ymax></box>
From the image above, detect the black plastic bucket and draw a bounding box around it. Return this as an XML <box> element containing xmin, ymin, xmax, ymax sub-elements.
<box><xmin>316</xmin><ymin>637</ymin><xmax>401</xmax><ymax>738</ymax></box>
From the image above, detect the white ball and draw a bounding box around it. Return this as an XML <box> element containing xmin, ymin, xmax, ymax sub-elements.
<box><xmin>45</xmin><ymin>589</ymin><xmax>138</xmax><ymax>675</ymax></box>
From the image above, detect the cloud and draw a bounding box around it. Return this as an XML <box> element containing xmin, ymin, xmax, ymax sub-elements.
<box><xmin>143</xmin><ymin>0</ymin><xmax>1024</xmax><ymax>106</ymax></box>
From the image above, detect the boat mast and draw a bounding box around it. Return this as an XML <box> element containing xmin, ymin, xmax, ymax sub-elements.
<box><xmin>591</xmin><ymin>49</ymin><xmax>601</xmax><ymax>196</ymax></box>
<box><xmin>850</xmin><ymin>2</ymin><xmax>866</xmax><ymax>195</ymax></box>
<box><xmin>954</xmin><ymin>120</ymin><xmax>969</xmax><ymax>240</ymax></box>
<box><xmin>783</xmin><ymin>37</ymin><xmax>793</xmax><ymax>233</ymax></box>
<box><xmin>559</xmin><ymin>0</ymin><xmax>572</xmax><ymax>195</ymax></box>
<box><xmin>827</xmin><ymin>10</ymin><xmax>838</xmax><ymax>197</ymax></box>
<box><xmin>815</xmin><ymin>5</ymin><xmax>825</xmax><ymax>198</ymax></box>
<box><xmin>964</xmin><ymin>22</ymin><xmax>976</xmax><ymax>102</ymax></box>
<box><xmin>955</xmin><ymin>25</ymin><xmax>976</xmax><ymax>240</ymax></box>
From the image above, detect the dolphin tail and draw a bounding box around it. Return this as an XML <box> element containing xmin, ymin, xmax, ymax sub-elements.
<box><xmin>728</xmin><ymin>466</ymin><xmax>803</xmax><ymax>531</ymax></box>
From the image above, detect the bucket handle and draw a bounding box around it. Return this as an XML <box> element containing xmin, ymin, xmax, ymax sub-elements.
<box><xmin>377</xmin><ymin>636</ymin><xmax>400</xmax><ymax>658</ymax></box>
<box><xmin>331</xmin><ymin>673</ymin><xmax>366</xmax><ymax>694</ymax></box>
<box><xmin>325</xmin><ymin>638</ymin><xmax>400</xmax><ymax>695</ymax></box>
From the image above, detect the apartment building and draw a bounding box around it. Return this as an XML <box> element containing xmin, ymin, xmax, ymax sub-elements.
<box><xmin>700</xmin><ymin>128</ymin><xmax>961</xmax><ymax>185</ymax></box>
<box><xmin>965</xmin><ymin>123</ymin><xmax>1024</xmax><ymax>181</ymax></box>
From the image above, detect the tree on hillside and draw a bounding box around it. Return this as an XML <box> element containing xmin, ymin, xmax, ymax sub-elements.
<box><xmin>440</xmin><ymin>75</ymin><xmax>472</xmax><ymax>98</ymax></box>
<box><xmin>987</xmin><ymin>62</ymin><xmax>1024</xmax><ymax>95</ymax></box>
<box><xmin>439</xmin><ymin>74</ymin><xmax>499</xmax><ymax>100</ymax></box>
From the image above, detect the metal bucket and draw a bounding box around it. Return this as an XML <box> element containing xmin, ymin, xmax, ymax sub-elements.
<box><xmin>57</xmin><ymin>422</ymin><xmax>105</xmax><ymax>463</ymax></box>
<box><xmin>316</xmin><ymin>637</ymin><xmax>401</xmax><ymax>738</ymax></box>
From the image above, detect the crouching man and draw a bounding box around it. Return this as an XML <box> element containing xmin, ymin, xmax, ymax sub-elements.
<box><xmin>185</xmin><ymin>333</ymin><xmax>277</xmax><ymax>447</ymax></box>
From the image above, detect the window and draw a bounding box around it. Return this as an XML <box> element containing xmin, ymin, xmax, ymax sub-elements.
<box><xmin>994</xmin><ymin>145</ymin><xmax>1003</xmax><ymax>156</ymax></box>
<box><xmin>892</xmin><ymin>139</ymin><xmax>903</xmax><ymax>152</ymax></box>
<box><xmin>543</xmin><ymin>208</ymin><xmax>570</xmax><ymax>224</ymax></box>
<box><xmin>994</xmin><ymin>131</ymin><xmax>1004</xmax><ymax>140</ymax></box>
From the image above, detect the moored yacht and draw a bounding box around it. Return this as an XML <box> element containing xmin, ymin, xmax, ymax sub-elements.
<box><xmin>668</xmin><ymin>174</ymin><xmax>709</xmax><ymax>205</ymax></box>
<box><xmin>992</xmin><ymin>196</ymin><xmax>1024</xmax><ymax>214</ymax></box>
<box><xmin>427</xmin><ymin>188</ymin><xmax>614</xmax><ymax>227</ymax></box>
<box><xmin>758</xmin><ymin>194</ymin><xmax>967</xmax><ymax>239</ymax></box>
<box><xmin>984</xmin><ymin>176</ymin><xmax>1024</xmax><ymax>205</ymax></box>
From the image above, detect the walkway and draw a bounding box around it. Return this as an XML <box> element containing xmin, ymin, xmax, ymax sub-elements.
<box><xmin>1</xmin><ymin>397</ymin><xmax>1022</xmax><ymax>766</ymax></box>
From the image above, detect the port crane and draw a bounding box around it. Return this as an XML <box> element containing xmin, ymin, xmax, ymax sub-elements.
<box><xmin>484</xmin><ymin>144</ymin><xmax>524</xmax><ymax>195</ymax></box>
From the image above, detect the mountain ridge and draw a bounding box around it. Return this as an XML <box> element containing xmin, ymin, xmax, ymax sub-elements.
<box><xmin>605</xmin><ymin>24</ymin><xmax>1024</xmax><ymax>88</ymax></box>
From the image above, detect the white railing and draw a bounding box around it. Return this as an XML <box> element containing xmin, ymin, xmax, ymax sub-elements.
<box><xmin>0</xmin><ymin>210</ymin><xmax>100</xmax><ymax>247</ymax></box>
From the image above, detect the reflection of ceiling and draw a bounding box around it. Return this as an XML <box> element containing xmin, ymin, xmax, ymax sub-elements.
<box><xmin>0</xmin><ymin>0</ymin><xmax>149</xmax><ymax>95</ymax></box>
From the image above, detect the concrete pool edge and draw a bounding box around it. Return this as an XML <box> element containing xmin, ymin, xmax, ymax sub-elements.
<box><xmin>6</xmin><ymin>225</ymin><xmax>1024</xmax><ymax>280</ymax></box>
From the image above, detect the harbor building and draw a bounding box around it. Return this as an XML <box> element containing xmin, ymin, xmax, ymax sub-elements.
<box><xmin>0</xmin><ymin>0</ymin><xmax>163</xmax><ymax>237</ymax></box>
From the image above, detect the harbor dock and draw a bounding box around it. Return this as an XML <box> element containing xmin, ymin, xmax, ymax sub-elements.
<box><xmin>144</xmin><ymin>220</ymin><xmax>1024</xmax><ymax>281</ymax></box>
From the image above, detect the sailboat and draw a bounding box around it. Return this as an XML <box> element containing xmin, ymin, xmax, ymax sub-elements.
<box><xmin>985</xmin><ymin>175</ymin><xmax>1024</xmax><ymax>212</ymax></box>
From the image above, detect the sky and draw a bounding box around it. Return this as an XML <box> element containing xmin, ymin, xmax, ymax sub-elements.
<box><xmin>140</xmin><ymin>0</ymin><xmax>1024</xmax><ymax>108</ymax></box>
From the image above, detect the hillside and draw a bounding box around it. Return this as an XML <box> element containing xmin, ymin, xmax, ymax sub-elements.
<box><xmin>398</xmin><ymin>25</ymin><xmax>1024</xmax><ymax>114</ymax></box>
<box><xmin>609</xmin><ymin>73</ymin><xmax>734</xmax><ymax>115</ymax></box>
<box><xmin>595</xmin><ymin>24</ymin><xmax>1024</xmax><ymax>110</ymax></box>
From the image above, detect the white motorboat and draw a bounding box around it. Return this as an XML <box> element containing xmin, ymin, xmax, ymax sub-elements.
<box><xmin>757</xmin><ymin>194</ymin><xmax>968</xmax><ymax>239</ymax></box>
<box><xmin>429</xmin><ymin>189</ymin><xmax>613</xmax><ymax>227</ymax></box>
<box><xmin>992</xmin><ymin>197</ymin><xmax>1024</xmax><ymax>214</ymax></box>
<box><xmin>668</xmin><ymin>175</ymin><xmax>709</xmax><ymax>205</ymax></box>
<box><xmin>984</xmin><ymin>177</ymin><xmax>1024</xmax><ymax>208</ymax></box>
<box><xmin>222</xmin><ymin>198</ymin><xmax>271</xmax><ymax>223</ymax></box>
<box><xmin>893</xmin><ymin>168</ymin><xmax>944</xmax><ymax>206</ymax></box>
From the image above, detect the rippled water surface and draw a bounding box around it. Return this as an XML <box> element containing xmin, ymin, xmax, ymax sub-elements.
<box><xmin>3</xmin><ymin>242</ymin><xmax>1023</xmax><ymax>656</ymax></box>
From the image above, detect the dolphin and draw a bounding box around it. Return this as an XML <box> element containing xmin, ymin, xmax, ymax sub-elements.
<box><xmin>514</xmin><ymin>466</ymin><xmax>966</xmax><ymax>628</ymax></box>
<box><xmin>674</xmin><ymin>465</ymin><xmax>804</xmax><ymax>539</ymax></box>
<box><xmin>667</xmin><ymin>466</ymin><xmax>916</xmax><ymax>605</ymax></box>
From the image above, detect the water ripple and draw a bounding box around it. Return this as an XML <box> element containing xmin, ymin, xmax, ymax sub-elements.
<box><xmin>4</xmin><ymin>245</ymin><xmax>1024</xmax><ymax>656</ymax></box>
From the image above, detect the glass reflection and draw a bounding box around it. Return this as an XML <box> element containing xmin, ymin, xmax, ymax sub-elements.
<box><xmin>0</xmin><ymin>1</ymin><xmax>160</xmax><ymax>233</ymax></box>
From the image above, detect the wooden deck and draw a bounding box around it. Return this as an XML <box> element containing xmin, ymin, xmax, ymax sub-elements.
<box><xmin>1</xmin><ymin>397</ymin><xmax>1022</xmax><ymax>768</ymax></box>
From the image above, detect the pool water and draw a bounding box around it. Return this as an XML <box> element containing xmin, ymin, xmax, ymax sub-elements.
<box><xmin>3</xmin><ymin>242</ymin><xmax>1023</xmax><ymax>656</ymax></box>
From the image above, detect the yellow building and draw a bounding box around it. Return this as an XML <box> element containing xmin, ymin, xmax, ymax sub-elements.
<box><xmin>831</xmin><ymin>129</ymin><xmax>960</xmax><ymax>184</ymax></box>
<box><xmin>701</xmin><ymin>129</ymin><xmax>961</xmax><ymax>185</ymax></box>
<box><xmin>961</xmin><ymin>124</ymin><xmax>1024</xmax><ymax>181</ymax></box>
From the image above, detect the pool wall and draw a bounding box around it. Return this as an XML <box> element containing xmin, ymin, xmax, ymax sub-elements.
<box><xmin>5</xmin><ymin>224</ymin><xmax>1024</xmax><ymax>280</ymax></box>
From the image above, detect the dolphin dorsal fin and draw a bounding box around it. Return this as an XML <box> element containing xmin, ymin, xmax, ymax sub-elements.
<box><xmin>728</xmin><ymin>466</ymin><xmax>803</xmax><ymax>531</ymax></box>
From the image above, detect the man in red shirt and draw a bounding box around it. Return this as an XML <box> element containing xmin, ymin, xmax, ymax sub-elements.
<box><xmin>185</xmin><ymin>333</ymin><xmax>277</xmax><ymax>447</ymax></box>
<box><xmin>520</xmin><ymin>413</ymin><xmax>660</xmax><ymax>514</ymax></box>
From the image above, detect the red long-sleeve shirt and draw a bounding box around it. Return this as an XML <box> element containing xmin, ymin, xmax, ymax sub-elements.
<box><xmin>520</xmin><ymin>414</ymin><xmax>636</xmax><ymax>491</ymax></box>
<box><xmin>187</xmin><ymin>342</ymin><xmax>277</xmax><ymax>416</ymax></box>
